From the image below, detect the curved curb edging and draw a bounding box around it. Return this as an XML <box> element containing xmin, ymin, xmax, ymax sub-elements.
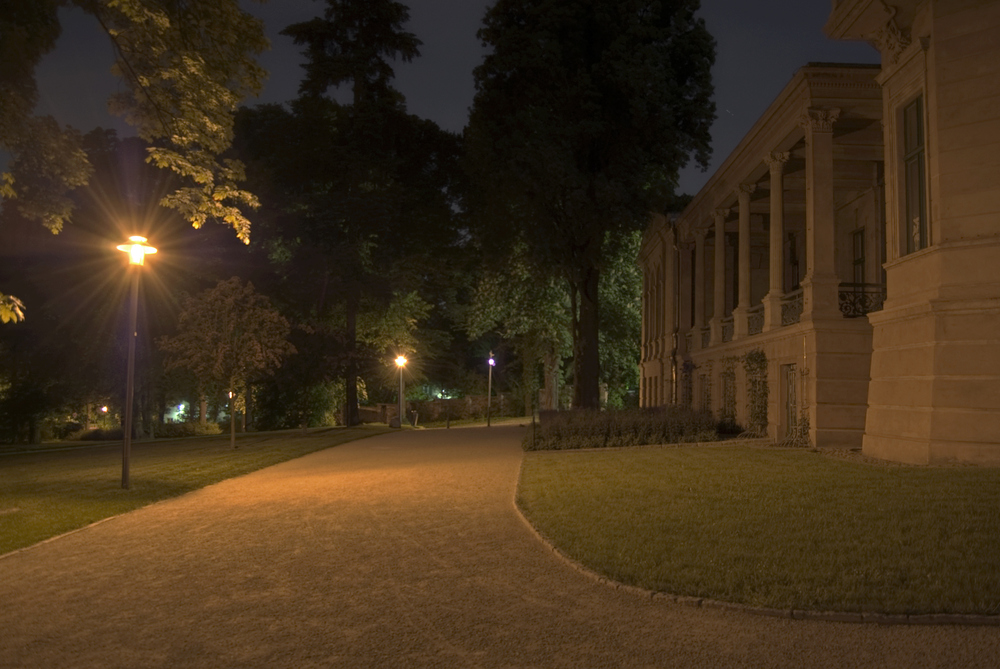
<box><xmin>512</xmin><ymin>466</ymin><xmax>1000</xmax><ymax>627</ymax></box>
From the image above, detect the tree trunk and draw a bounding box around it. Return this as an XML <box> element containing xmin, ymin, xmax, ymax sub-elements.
<box><xmin>344</xmin><ymin>288</ymin><xmax>361</xmax><ymax>426</ymax></box>
<box><xmin>244</xmin><ymin>384</ymin><xmax>253</xmax><ymax>431</ymax></box>
<box><xmin>572</xmin><ymin>266</ymin><xmax>601</xmax><ymax>409</ymax></box>
<box><xmin>199</xmin><ymin>395</ymin><xmax>207</xmax><ymax>425</ymax></box>
<box><xmin>542</xmin><ymin>348</ymin><xmax>560</xmax><ymax>411</ymax></box>
<box><xmin>230</xmin><ymin>386</ymin><xmax>237</xmax><ymax>449</ymax></box>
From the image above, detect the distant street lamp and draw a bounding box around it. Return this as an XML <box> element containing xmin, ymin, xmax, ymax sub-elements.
<box><xmin>395</xmin><ymin>355</ymin><xmax>407</xmax><ymax>428</ymax></box>
<box><xmin>487</xmin><ymin>352</ymin><xmax>495</xmax><ymax>427</ymax></box>
<box><xmin>115</xmin><ymin>235</ymin><xmax>156</xmax><ymax>489</ymax></box>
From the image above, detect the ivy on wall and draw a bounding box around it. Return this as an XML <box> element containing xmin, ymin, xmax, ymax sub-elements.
<box><xmin>741</xmin><ymin>348</ymin><xmax>768</xmax><ymax>438</ymax></box>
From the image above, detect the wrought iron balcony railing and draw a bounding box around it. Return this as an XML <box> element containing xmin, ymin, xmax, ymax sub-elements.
<box><xmin>747</xmin><ymin>304</ymin><xmax>764</xmax><ymax>335</ymax></box>
<box><xmin>838</xmin><ymin>283</ymin><xmax>886</xmax><ymax>318</ymax></box>
<box><xmin>781</xmin><ymin>288</ymin><xmax>803</xmax><ymax>325</ymax></box>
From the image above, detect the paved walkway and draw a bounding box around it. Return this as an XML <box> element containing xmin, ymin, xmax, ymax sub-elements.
<box><xmin>2</xmin><ymin>426</ymin><xmax>998</xmax><ymax>668</ymax></box>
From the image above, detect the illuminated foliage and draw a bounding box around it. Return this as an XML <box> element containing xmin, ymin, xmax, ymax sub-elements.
<box><xmin>0</xmin><ymin>0</ymin><xmax>267</xmax><ymax>243</ymax></box>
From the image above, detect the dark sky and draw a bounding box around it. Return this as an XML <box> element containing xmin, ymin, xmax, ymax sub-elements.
<box><xmin>33</xmin><ymin>1</ymin><xmax>879</xmax><ymax>196</ymax></box>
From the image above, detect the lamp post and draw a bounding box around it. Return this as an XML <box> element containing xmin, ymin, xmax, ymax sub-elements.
<box><xmin>395</xmin><ymin>355</ymin><xmax>407</xmax><ymax>428</ymax></box>
<box><xmin>115</xmin><ymin>235</ymin><xmax>156</xmax><ymax>489</ymax></box>
<box><xmin>487</xmin><ymin>352</ymin><xmax>495</xmax><ymax>427</ymax></box>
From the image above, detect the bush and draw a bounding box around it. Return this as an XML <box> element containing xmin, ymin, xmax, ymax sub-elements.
<box><xmin>523</xmin><ymin>406</ymin><xmax>717</xmax><ymax>451</ymax></box>
<box><xmin>154</xmin><ymin>422</ymin><xmax>223</xmax><ymax>439</ymax></box>
<box><xmin>71</xmin><ymin>428</ymin><xmax>124</xmax><ymax>441</ymax></box>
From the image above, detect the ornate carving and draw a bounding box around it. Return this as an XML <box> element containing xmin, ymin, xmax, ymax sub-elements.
<box><xmin>867</xmin><ymin>1</ymin><xmax>911</xmax><ymax>65</ymax></box>
<box><xmin>763</xmin><ymin>151</ymin><xmax>790</xmax><ymax>171</ymax></box>
<box><xmin>738</xmin><ymin>183</ymin><xmax>757</xmax><ymax>197</ymax></box>
<box><xmin>713</xmin><ymin>208</ymin><xmax>730</xmax><ymax>221</ymax></box>
<box><xmin>800</xmin><ymin>107</ymin><xmax>841</xmax><ymax>132</ymax></box>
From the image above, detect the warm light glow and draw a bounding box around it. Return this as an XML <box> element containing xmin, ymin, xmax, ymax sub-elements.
<box><xmin>488</xmin><ymin>358</ymin><xmax>495</xmax><ymax>367</ymax></box>
<box><xmin>395</xmin><ymin>356</ymin><xmax>408</xmax><ymax>368</ymax></box>
<box><xmin>101</xmin><ymin>406</ymin><xmax>108</xmax><ymax>413</ymax></box>
<box><xmin>116</xmin><ymin>235</ymin><xmax>157</xmax><ymax>266</ymax></box>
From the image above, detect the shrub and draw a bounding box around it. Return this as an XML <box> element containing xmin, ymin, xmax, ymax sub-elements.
<box><xmin>523</xmin><ymin>406</ymin><xmax>717</xmax><ymax>451</ymax></box>
<box><xmin>154</xmin><ymin>422</ymin><xmax>223</xmax><ymax>439</ymax></box>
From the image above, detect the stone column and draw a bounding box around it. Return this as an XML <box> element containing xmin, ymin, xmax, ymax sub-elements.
<box><xmin>693</xmin><ymin>229</ymin><xmax>706</xmax><ymax>346</ymax></box>
<box><xmin>763</xmin><ymin>151</ymin><xmax>789</xmax><ymax>331</ymax></box>
<box><xmin>800</xmin><ymin>108</ymin><xmax>842</xmax><ymax>320</ymax></box>
<box><xmin>661</xmin><ymin>228</ymin><xmax>675</xmax><ymax>404</ymax></box>
<box><xmin>733</xmin><ymin>184</ymin><xmax>756</xmax><ymax>339</ymax></box>
<box><xmin>710</xmin><ymin>208</ymin><xmax>729</xmax><ymax>344</ymax></box>
<box><xmin>678</xmin><ymin>239</ymin><xmax>692</xmax><ymax>354</ymax></box>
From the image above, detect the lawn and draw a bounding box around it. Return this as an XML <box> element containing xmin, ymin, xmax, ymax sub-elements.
<box><xmin>517</xmin><ymin>445</ymin><xmax>1000</xmax><ymax>615</ymax></box>
<box><xmin>0</xmin><ymin>426</ymin><xmax>390</xmax><ymax>555</ymax></box>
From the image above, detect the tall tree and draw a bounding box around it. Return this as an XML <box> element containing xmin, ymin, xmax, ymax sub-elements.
<box><xmin>261</xmin><ymin>0</ymin><xmax>458</xmax><ymax>425</ymax></box>
<box><xmin>466</xmin><ymin>0</ymin><xmax>715</xmax><ymax>408</ymax></box>
<box><xmin>1</xmin><ymin>0</ymin><xmax>268</xmax><ymax>317</ymax></box>
<box><xmin>158</xmin><ymin>277</ymin><xmax>295</xmax><ymax>448</ymax></box>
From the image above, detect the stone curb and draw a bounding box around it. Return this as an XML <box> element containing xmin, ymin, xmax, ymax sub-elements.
<box><xmin>512</xmin><ymin>468</ymin><xmax>1000</xmax><ymax>627</ymax></box>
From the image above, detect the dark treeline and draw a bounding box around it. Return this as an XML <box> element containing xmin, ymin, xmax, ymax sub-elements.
<box><xmin>0</xmin><ymin>0</ymin><xmax>715</xmax><ymax>443</ymax></box>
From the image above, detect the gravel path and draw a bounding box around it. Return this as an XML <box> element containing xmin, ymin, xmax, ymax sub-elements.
<box><xmin>2</xmin><ymin>426</ymin><xmax>998</xmax><ymax>668</ymax></box>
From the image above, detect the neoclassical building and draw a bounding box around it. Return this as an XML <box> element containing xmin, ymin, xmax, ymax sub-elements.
<box><xmin>640</xmin><ymin>1</ymin><xmax>1000</xmax><ymax>465</ymax></box>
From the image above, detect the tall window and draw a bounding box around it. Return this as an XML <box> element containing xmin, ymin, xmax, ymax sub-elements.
<box><xmin>852</xmin><ymin>227</ymin><xmax>866</xmax><ymax>284</ymax></box>
<box><xmin>903</xmin><ymin>96</ymin><xmax>928</xmax><ymax>254</ymax></box>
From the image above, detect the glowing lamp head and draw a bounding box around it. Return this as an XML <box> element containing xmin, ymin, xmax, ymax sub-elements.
<box><xmin>488</xmin><ymin>358</ymin><xmax>495</xmax><ymax>367</ymax></box>
<box><xmin>116</xmin><ymin>236</ymin><xmax>157</xmax><ymax>266</ymax></box>
<box><xmin>395</xmin><ymin>355</ymin><xmax>407</xmax><ymax>368</ymax></box>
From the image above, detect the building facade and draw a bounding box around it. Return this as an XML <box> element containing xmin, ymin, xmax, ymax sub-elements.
<box><xmin>640</xmin><ymin>0</ymin><xmax>1000</xmax><ymax>464</ymax></box>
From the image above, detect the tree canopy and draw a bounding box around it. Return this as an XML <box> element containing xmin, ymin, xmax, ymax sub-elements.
<box><xmin>466</xmin><ymin>0</ymin><xmax>715</xmax><ymax>408</ymax></box>
<box><xmin>158</xmin><ymin>277</ymin><xmax>294</xmax><ymax>447</ymax></box>
<box><xmin>1</xmin><ymin>0</ymin><xmax>268</xmax><ymax>245</ymax></box>
<box><xmin>236</xmin><ymin>0</ymin><xmax>463</xmax><ymax>425</ymax></box>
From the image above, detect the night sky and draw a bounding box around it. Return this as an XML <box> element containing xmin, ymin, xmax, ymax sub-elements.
<box><xmin>32</xmin><ymin>0</ymin><xmax>879</xmax><ymax>196</ymax></box>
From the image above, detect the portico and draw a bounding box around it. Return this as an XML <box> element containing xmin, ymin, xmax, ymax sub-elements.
<box><xmin>640</xmin><ymin>64</ymin><xmax>884</xmax><ymax>448</ymax></box>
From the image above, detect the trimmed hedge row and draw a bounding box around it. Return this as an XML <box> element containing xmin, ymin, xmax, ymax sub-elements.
<box><xmin>68</xmin><ymin>422</ymin><xmax>223</xmax><ymax>441</ymax></box>
<box><xmin>523</xmin><ymin>406</ymin><xmax>717</xmax><ymax>451</ymax></box>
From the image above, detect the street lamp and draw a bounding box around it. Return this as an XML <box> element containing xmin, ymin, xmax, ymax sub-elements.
<box><xmin>395</xmin><ymin>355</ymin><xmax>407</xmax><ymax>428</ymax></box>
<box><xmin>487</xmin><ymin>352</ymin><xmax>495</xmax><ymax>427</ymax></box>
<box><xmin>115</xmin><ymin>235</ymin><xmax>156</xmax><ymax>489</ymax></box>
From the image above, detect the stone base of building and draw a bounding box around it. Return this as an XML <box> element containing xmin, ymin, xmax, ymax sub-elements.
<box><xmin>862</xmin><ymin>240</ymin><xmax>1000</xmax><ymax>466</ymax></box>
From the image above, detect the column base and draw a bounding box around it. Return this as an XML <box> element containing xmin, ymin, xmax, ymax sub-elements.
<box><xmin>732</xmin><ymin>305</ymin><xmax>749</xmax><ymax>339</ymax></box>
<box><xmin>801</xmin><ymin>274</ymin><xmax>842</xmax><ymax>322</ymax></box>
<box><xmin>762</xmin><ymin>292</ymin><xmax>784</xmax><ymax>331</ymax></box>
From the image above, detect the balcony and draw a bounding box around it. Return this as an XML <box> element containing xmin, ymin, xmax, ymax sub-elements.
<box><xmin>839</xmin><ymin>283</ymin><xmax>886</xmax><ymax>318</ymax></box>
<box><xmin>747</xmin><ymin>304</ymin><xmax>764</xmax><ymax>335</ymax></box>
<box><xmin>781</xmin><ymin>288</ymin><xmax>804</xmax><ymax>325</ymax></box>
<box><xmin>721</xmin><ymin>316</ymin><xmax>734</xmax><ymax>343</ymax></box>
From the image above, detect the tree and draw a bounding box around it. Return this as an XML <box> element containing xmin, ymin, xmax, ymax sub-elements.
<box><xmin>466</xmin><ymin>0</ymin><xmax>715</xmax><ymax>408</ymax></box>
<box><xmin>158</xmin><ymin>277</ymin><xmax>295</xmax><ymax>448</ymax></box>
<box><xmin>466</xmin><ymin>243</ymin><xmax>571</xmax><ymax>413</ymax></box>
<box><xmin>1</xmin><ymin>0</ymin><xmax>268</xmax><ymax>315</ymax></box>
<box><xmin>598</xmin><ymin>230</ymin><xmax>642</xmax><ymax>408</ymax></box>
<box><xmin>238</xmin><ymin>0</ymin><xmax>462</xmax><ymax>425</ymax></box>
<box><xmin>0</xmin><ymin>295</ymin><xmax>25</xmax><ymax>324</ymax></box>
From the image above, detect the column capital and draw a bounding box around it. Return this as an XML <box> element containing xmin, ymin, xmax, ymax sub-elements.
<box><xmin>764</xmin><ymin>151</ymin><xmax>790</xmax><ymax>171</ymax></box>
<box><xmin>692</xmin><ymin>227</ymin><xmax>707</xmax><ymax>241</ymax></box>
<box><xmin>800</xmin><ymin>107</ymin><xmax>841</xmax><ymax>132</ymax></box>
<box><xmin>713</xmin><ymin>208</ymin><xmax>730</xmax><ymax>221</ymax></box>
<box><xmin>738</xmin><ymin>183</ymin><xmax>756</xmax><ymax>198</ymax></box>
